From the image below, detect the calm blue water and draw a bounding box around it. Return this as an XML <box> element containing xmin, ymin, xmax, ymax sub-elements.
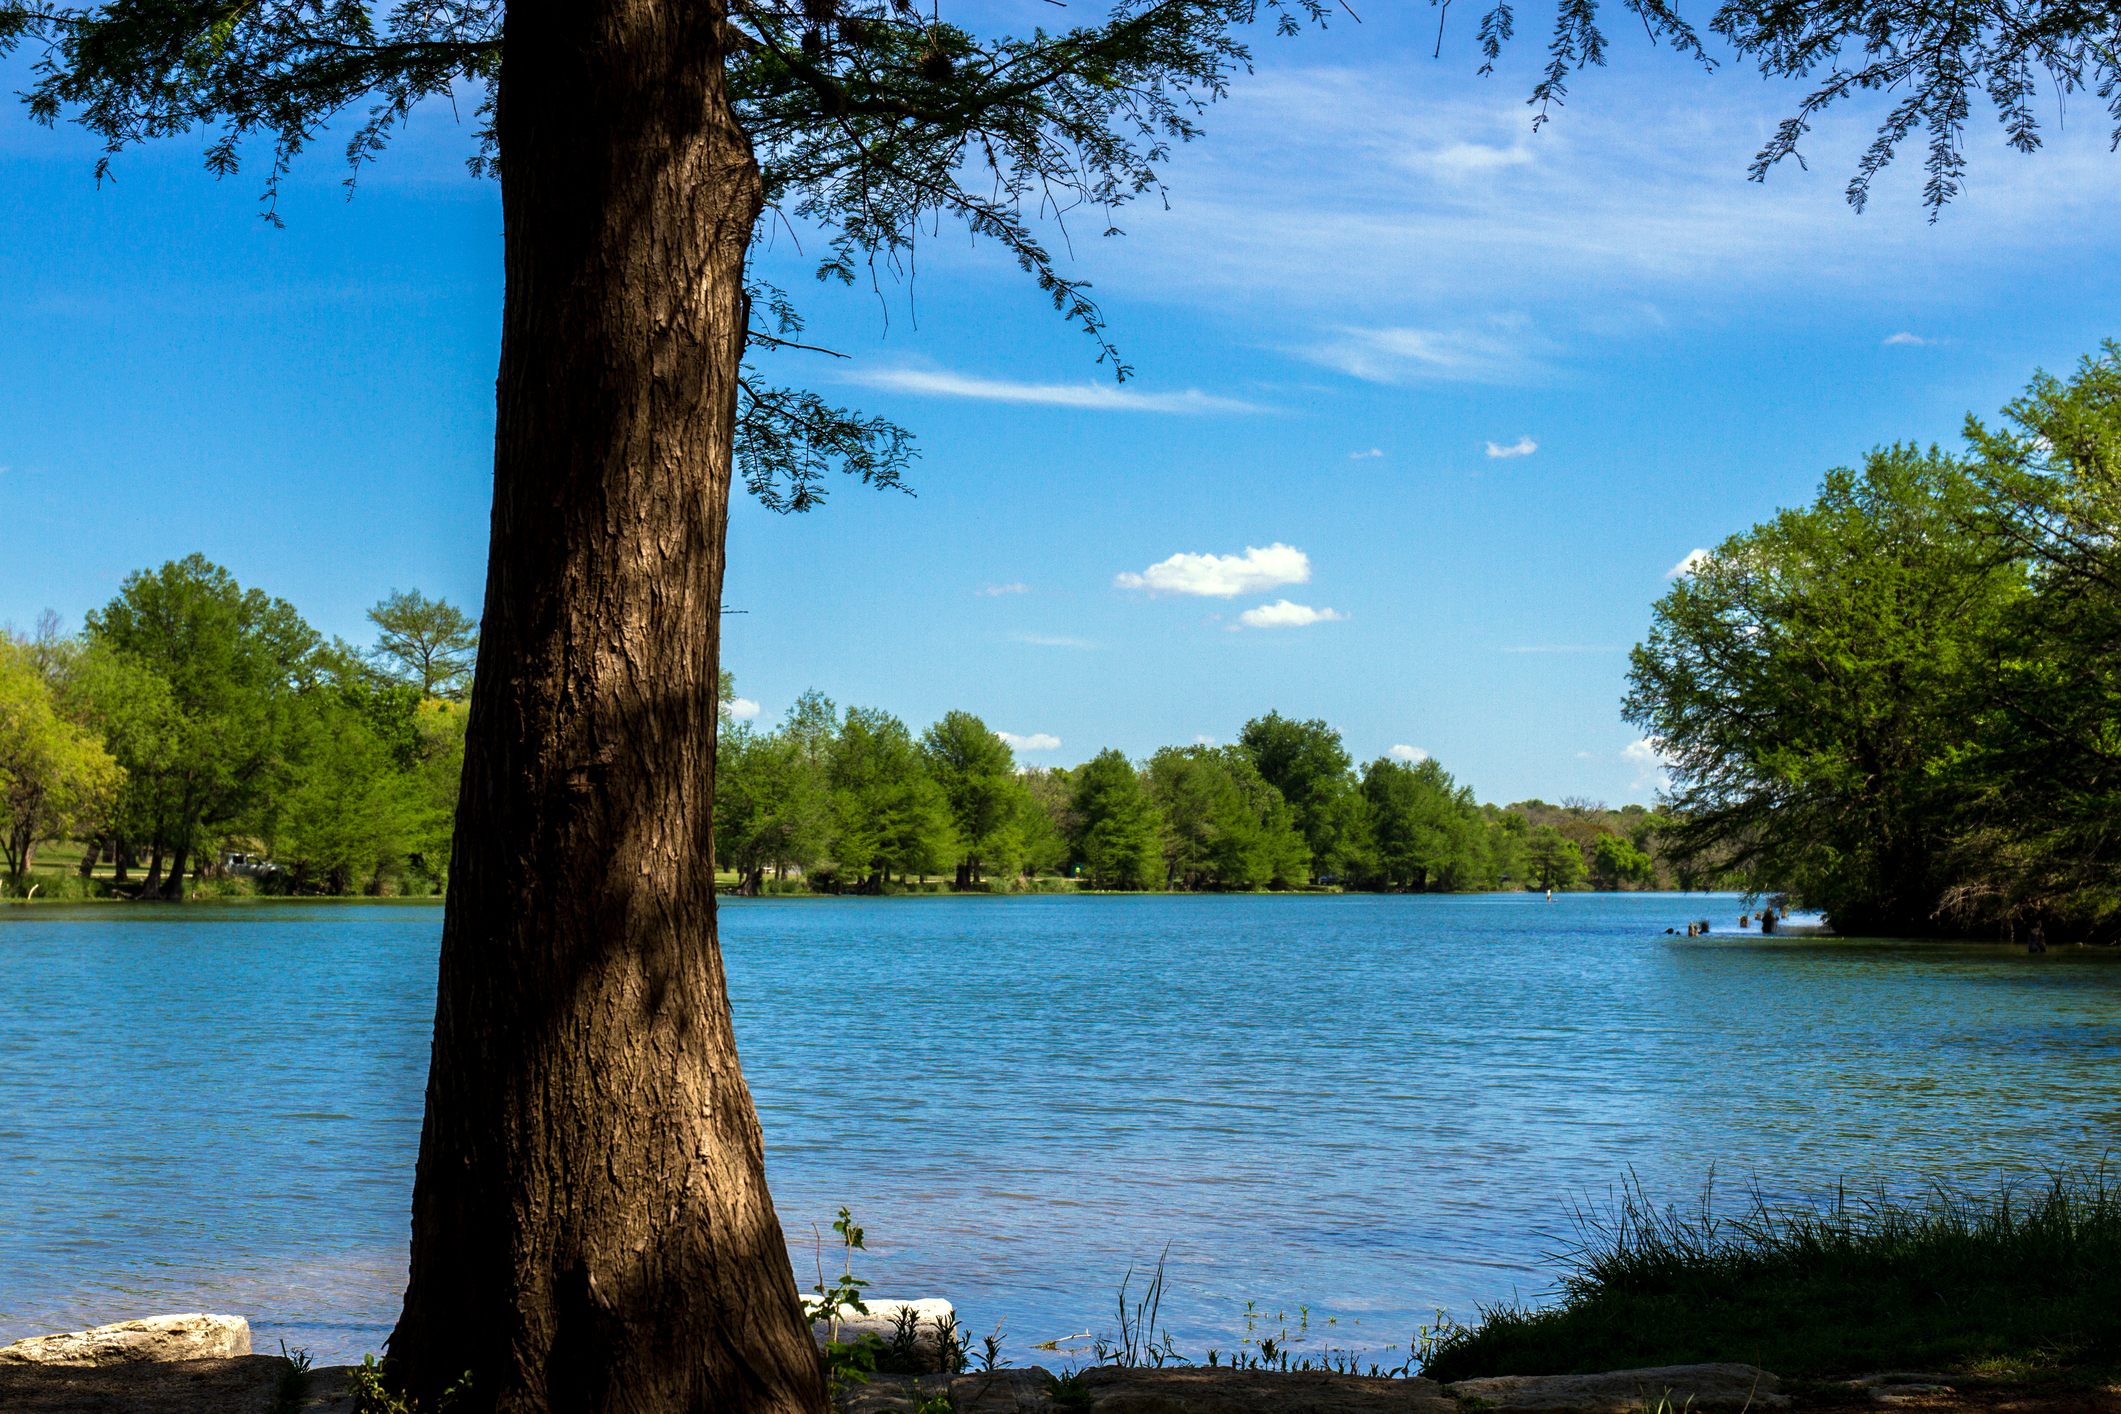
<box><xmin>3</xmin><ymin>893</ymin><xmax>2118</xmax><ymax>1367</ymax></box>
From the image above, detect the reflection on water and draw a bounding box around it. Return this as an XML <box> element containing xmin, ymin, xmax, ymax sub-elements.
<box><xmin>2</xmin><ymin>894</ymin><xmax>2117</xmax><ymax>1364</ymax></box>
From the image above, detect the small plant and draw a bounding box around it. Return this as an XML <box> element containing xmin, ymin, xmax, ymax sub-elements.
<box><xmin>933</xmin><ymin>1312</ymin><xmax>971</xmax><ymax>1374</ymax></box>
<box><xmin>271</xmin><ymin>1342</ymin><xmax>314</xmax><ymax>1414</ymax></box>
<box><xmin>912</xmin><ymin>1396</ymin><xmax>958</xmax><ymax>1414</ymax></box>
<box><xmin>884</xmin><ymin>1306</ymin><xmax>923</xmax><ymax>1372</ymax></box>
<box><xmin>977</xmin><ymin>1321</ymin><xmax>1010</xmax><ymax>1373</ymax></box>
<box><xmin>1047</xmin><ymin>1370</ymin><xmax>1096</xmax><ymax>1413</ymax></box>
<box><xmin>1106</xmin><ymin>1246</ymin><xmax>1188</xmax><ymax>1368</ymax></box>
<box><xmin>348</xmin><ymin>1356</ymin><xmax>472</xmax><ymax>1413</ymax></box>
<box><xmin>811</xmin><ymin>1207</ymin><xmax>886</xmax><ymax>1392</ymax></box>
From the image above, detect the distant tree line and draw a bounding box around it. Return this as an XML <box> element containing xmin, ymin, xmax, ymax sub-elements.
<box><xmin>1627</xmin><ymin>344</ymin><xmax>2121</xmax><ymax>940</ymax></box>
<box><xmin>717</xmin><ymin>698</ymin><xmax>1683</xmax><ymax>894</ymax></box>
<box><xmin>0</xmin><ymin>555</ymin><xmax>476</xmax><ymax>897</ymax></box>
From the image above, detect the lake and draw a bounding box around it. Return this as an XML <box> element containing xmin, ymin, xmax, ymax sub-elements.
<box><xmin>3</xmin><ymin>892</ymin><xmax>2117</xmax><ymax>1368</ymax></box>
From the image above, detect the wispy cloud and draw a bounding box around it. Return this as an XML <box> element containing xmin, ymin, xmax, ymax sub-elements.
<box><xmin>723</xmin><ymin>697</ymin><xmax>761</xmax><ymax>721</ymax></box>
<box><xmin>978</xmin><ymin>581</ymin><xmax>1030</xmax><ymax>596</ymax></box>
<box><xmin>998</xmin><ymin>731</ymin><xmax>1061</xmax><ymax>751</ymax></box>
<box><xmin>1012</xmin><ymin>632</ymin><xmax>1098</xmax><ymax>648</ymax></box>
<box><xmin>1194</xmin><ymin>734</ymin><xmax>1218</xmax><ymax>745</ymax></box>
<box><xmin>1486</xmin><ymin>436</ymin><xmax>1538</xmax><ymax>458</ymax></box>
<box><xmin>1349</xmin><ymin>447</ymin><xmax>1385</xmax><ymax>459</ymax></box>
<box><xmin>847</xmin><ymin>368</ymin><xmax>1262</xmax><ymax>413</ymax></box>
<box><xmin>1297</xmin><ymin>323</ymin><xmax>1549</xmax><ymax>385</ymax></box>
<box><xmin>1116</xmin><ymin>543</ymin><xmax>1311</xmax><ymax>598</ymax></box>
<box><xmin>1883</xmin><ymin>332</ymin><xmax>1928</xmax><ymax>346</ymax></box>
<box><xmin>1234</xmin><ymin>599</ymin><xmax>1348</xmax><ymax>629</ymax></box>
<box><xmin>1666</xmin><ymin>548</ymin><xmax>1710</xmax><ymax>578</ymax></box>
<box><xmin>1499</xmin><ymin>644</ymin><xmax>1621</xmax><ymax>653</ymax></box>
<box><xmin>1389</xmin><ymin>744</ymin><xmax>1430</xmax><ymax>762</ymax></box>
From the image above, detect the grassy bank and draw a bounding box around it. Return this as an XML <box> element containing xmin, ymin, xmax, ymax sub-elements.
<box><xmin>1422</xmin><ymin>1170</ymin><xmax>2121</xmax><ymax>1381</ymax></box>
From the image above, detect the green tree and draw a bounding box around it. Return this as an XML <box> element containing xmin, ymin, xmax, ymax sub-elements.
<box><xmin>366</xmin><ymin>589</ymin><xmax>479</xmax><ymax>699</ymax></box>
<box><xmin>1238</xmin><ymin>711</ymin><xmax>1354</xmax><ymax>881</ymax></box>
<box><xmin>1361</xmin><ymin>756</ymin><xmax>1487</xmax><ymax>891</ymax></box>
<box><xmin>1948</xmin><ymin>344</ymin><xmax>2121</xmax><ymax>933</ymax></box>
<box><xmin>1522</xmin><ymin>825</ymin><xmax>1587</xmax><ymax>892</ymax></box>
<box><xmin>1146</xmin><ymin>745</ymin><xmax>1306</xmax><ymax>889</ymax></box>
<box><xmin>920</xmin><ymin>710</ymin><xmax>1021</xmax><ymax>887</ymax></box>
<box><xmin>716</xmin><ymin>719</ymin><xmax>833</xmax><ymax>893</ymax></box>
<box><xmin>1625</xmin><ymin>446</ymin><xmax>2020</xmax><ymax>933</ymax></box>
<box><xmin>0</xmin><ymin>636</ymin><xmax>124</xmax><ymax>881</ymax></box>
<box><xmin>85</xmin><ymin>555</ymin><xmax>322</xmax><ymax>897</ymax></box>
<box><xmin>828</xmin><ymin>706</ymin><xmax>956</xmax><ymax>890</ymax></box>
<box><xmin>1071</xmin><ymin>749</ymin><xmax>1165</xmax><ymax>890</ymax></box>
<box><xmin>1589</xmin><ymin>832</ymin><xmax>1655</xmax><ymax>890</ymax></box>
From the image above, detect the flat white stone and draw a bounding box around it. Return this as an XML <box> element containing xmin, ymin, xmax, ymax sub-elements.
<box><xmin>0</xmin><ymin>1314</ymin><xmax>252</xmax><ymax>1366</ymax></box>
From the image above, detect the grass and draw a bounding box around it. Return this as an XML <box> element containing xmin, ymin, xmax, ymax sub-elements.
<box><xmin>1421</xmin><ymin>1168</ymin><xmax>2121</xmax><ymax>1382</ymax></box>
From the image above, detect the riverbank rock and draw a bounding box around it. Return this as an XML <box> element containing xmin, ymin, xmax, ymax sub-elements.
<box><xmin>1070</xmin><ymin>1365</ymin><xmax>1459</xmax><ymax>1414</ymax></box>
<box><xmin>807</xmin><ymin>1297</ymin><xmax>959</xmax><ymax>1373</ymax></box>
<box><xmin>846</xmin><ymin>1365</ymin><xmax>1459</xmax><ymax>1414</ymax></box>
<box><xmin>0</xmin><ymin>1355</ymin><xmax>356</xmax><ymax>1413</ymax></box>
<box><xmin>845</xmin><ymin>1367</ymin><xmax>1058</xmax><ymax>1414</ymax></box>
<box><xmin>0</xmin><ymin>1315</ymin><xmax>252</xmax><ymax>1367</ymax></box>
<box><xmin>1445</xmin><ymin>1364</ymin><xmax>1787</xmax><ymax>1413</ymax></box>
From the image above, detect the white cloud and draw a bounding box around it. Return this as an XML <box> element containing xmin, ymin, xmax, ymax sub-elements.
<box><xmin>1666</xmin><ymin>548</ymin><xmax>1710</xmax><ymax>578</ymax></box>
<box><xmin>1486</xmin><ymin>436</ymin><xmax>1538</xmax><ymax>458</ymax></box>
<box><xmin>978</xmin><ymin>581</ymin><xmax>1030</xmax><ymax>596</ymax></box>
<box><xmin>724</xmin><ymin>697</ymin><xmax>761</xmax><ymax>721</ymax></box>
<box><xmin>1883</xmin><ymin>332</ymin><xmax>1927</xmax><ymax>346</ymax></box>
<box><xmin>1298</xmin><ymin>323</ymin><xmax>1549</xmax><ymax>385</ymax></box>
<box><xmin>1350</xmin><ymin>448</ymin><xmax>1385</xmax><ymax>459</ymax></box>
<box><xmin>1194</xmin><ymin>734</ymin><xmax>1218</xmax><ymax>745</ymax></box>
<box><xmin>1235</xmin><ymin>599</ymin><xmax>1348</xmax><ymax>629</ymax></box>
<box><xmin>1012</xmin><ymin>633</ymin><xmax>1098</xmax><ymax>648</ymax></box>
<box><xmin>1389</xmin><ymin>744</ymin><xmax>1430</xmax><ymax>762</ymax></box>
<box><xmin>1115</xmin><ymin>542</ymin><xmax>1311</xmax><ymax>598</ymax></box>
<box><xmin>1624</xmin><ymin>737</ymin><xmax>1671</xmax><ymax>789</ymax></box>
<box><xmin>847</xmin><ymin>368</ymin><xmax>1262</xmax><ymax>414</ymax></box>
<box><xmin>997</xmin><ymin>731</ymin><xmax>1061</xmax><ymax>751</ymax></box>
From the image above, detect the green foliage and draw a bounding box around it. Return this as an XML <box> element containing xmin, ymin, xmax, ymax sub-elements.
<box><xmin>1071</xmin><ymin>749</ymin><xmax>1165</xmax><ymax>890</ymax></box>
<box><xmin>1625</xmin><ymin>441</ymin><xmax>2032</xmax><ymax>934</ymax></box>
<box><xmin>1521</xmin><ymin>826</ymin><xmax>1587</xmax><ymax>892</ymax></box>
<box><xmin>85</xmin><ymin>553</ymin><xmax>324</xmax><ymax>892</ymax></box>
<box><xmin>1422</xmin><ymin>1170</ymin><xmax>2121</xmax><ymax>1381</ymax></box>
<box><xmin>1146</xmin><ymin>745</ymin><xmax>1308</xmax><ymax>889</ymax></box>
<box><xmin>348</xmin><ymin>1356</ymin><xmax>472</xmax><ymax>1414</ymax></box>
<box><xmin>364</xmin><ymin>589</ymin><xmax>477</xmax><ymax>700</ymax></box>
<box><xmin>829</xmin><ymin>706</ymin><xmax>958</xmax><ymax>889</ymax></box>
<box><xmin>1359</xmin><ymin>757</ymin><xmax>1488</xmax><ymax>891</ymax></box>
<box><xmin>1237</xmin><ymin>712</ymin><xmax>1353</xmax><ymax>881</ymax></box>
<box><xmin>921</xmin><ymin>710</ymin><xmax>1028</xmax><ymax>885</ymax></box>
<box><xmin>0</xmin><ymin>634</ymin><xmax>124</xmax><ymax>879</ymax></box>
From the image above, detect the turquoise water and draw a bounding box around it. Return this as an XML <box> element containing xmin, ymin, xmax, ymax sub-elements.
<box><xmin>3</xmin><ymin>893</ymin><xmax>2117</xmax><ymax>1366</ymax></box>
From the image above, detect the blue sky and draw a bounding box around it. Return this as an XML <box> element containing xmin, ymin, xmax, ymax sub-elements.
<box><xmin>5</xmin><ymin>6</ymin><xmax>2120</xmax><ymax>805</ymax></box>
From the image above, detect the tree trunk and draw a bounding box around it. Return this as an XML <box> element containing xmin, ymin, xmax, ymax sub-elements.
<box><xmin>385</xmin><ymin>0</ymin><xmax>821</xmax><ymax>1408</ymax></box>
<box><xmin>142</xmin><ymin>839</ymin><xmax>164</xmax><ymax>895</ymax></box>
<box><xmin>79</xmin><ymin>837</ymin><xmax>101</xmax><ymax>878</ymax></box>
<box><xmin>111</xmin><ymin>836</ymin><xmax>130</xmax><ymax>883</ymax></box>
<box><xmin>161</xmin><ymin>842</ymin><xmax>192</xmax><ymax>899</ymax></box>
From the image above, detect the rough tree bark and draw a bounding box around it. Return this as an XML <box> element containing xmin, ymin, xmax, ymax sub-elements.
<box><xmin>385</xmin><ymin>0</ymin><xmax>826</xmax><ymax>1408</ymax></box>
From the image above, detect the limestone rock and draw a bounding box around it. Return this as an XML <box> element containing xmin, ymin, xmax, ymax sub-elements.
<box><xmin>1069</xmin><ymin>1365</ymin><xmax>1455</xmax><ymax>1414</ymax></box>
<box><xmin>0</xmin><ymin>1315</ymin><xmax>252</xmax><ymax>1367</ymax></box>
<box><xmin>844</xmin><ymin>1366</ymin><xmax>1058</xmax><ymax>1414</ymax></box>
<box><xmin>1444</xmin><ymin>1363</ymin><xmax>1786</xmax><ymax>1413</ymax></box>
<box><xmin>843</xmin><ymin>1366</ymin><xmax>1456</xmax><ymax>1414</ymax></box>
<box><xmin>808</xmin><ymin>1297</ymin><xmax>959</xmax><ymax>1373</ymax></box>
